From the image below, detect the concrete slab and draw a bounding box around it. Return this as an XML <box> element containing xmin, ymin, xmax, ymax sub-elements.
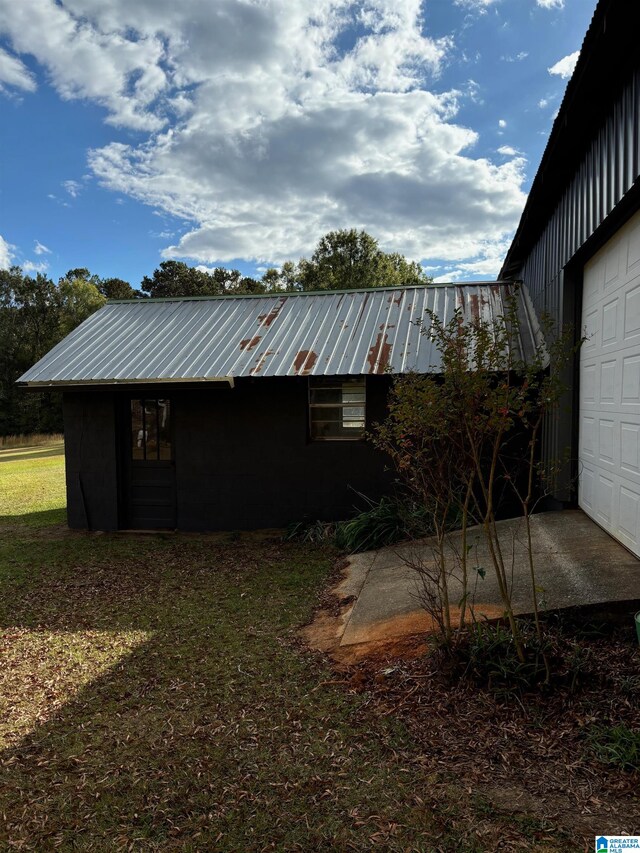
<box><xmin>340</xmin><ymin>510</ymin><xmax>640</xmax><ymax>646</ymax></box>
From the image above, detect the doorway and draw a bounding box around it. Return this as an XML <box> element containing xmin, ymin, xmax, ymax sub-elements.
<box><xmin>123</xmin><ymin>397</ymin><xmax>176</xmax><ymax>529</ymax></box>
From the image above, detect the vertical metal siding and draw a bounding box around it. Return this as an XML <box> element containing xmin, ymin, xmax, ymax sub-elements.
<box><xmin>513</xmin><ymin>69</ymin><xmax>640</xmax><ymax>484</ymax></box>
<box><xmin>518</xmin><ymin>69</ymin><xmax>640</xmax><ymax>316</ymax></box>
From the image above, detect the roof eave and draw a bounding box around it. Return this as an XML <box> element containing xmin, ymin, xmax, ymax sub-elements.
<box><xmin>18</xmin><ymin>376</ymin><xmax>236</xmax><ymax>389</ymax></box>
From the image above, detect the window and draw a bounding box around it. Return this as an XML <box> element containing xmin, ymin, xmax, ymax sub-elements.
<box><xmin>309</xmin><ymin>378</ymin><xmax>366</xmax><ymax>440</ymax></box>
<box><xmin>131</xmin><ymin>399</ymin><xmax>172</xmax><ymax>460</ymax></box>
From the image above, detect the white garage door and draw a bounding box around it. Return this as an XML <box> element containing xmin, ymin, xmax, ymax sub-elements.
<box><xmin>580</xmin><ymin>207</ymin><xmax>640</xmax><ymax>555</ymax></box>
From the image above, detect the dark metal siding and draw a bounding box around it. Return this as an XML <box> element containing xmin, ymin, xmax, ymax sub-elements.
<box><xmin>518</xmin><ymin>69</ymin><xmax>640</xmax><ymax>324</ymax></box>
<box><xmin>172</xmin><ymin>377</ymin><xmax>393</xmax><ymax>530</ymax></box>
<box><xmin>63</xmin><ymin>392</ymin><xmax>120</xmax><ymax>530</ymax></box>
<box><xmin>507</xmin><ymin>69</ymin><xmax>640</xmax><ymax>497</ymax></box>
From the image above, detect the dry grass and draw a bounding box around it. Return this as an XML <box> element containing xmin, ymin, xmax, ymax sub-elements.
<box><xmin>0</xmin><ymin>432</ymin><xmax>64</xmax><ymax>449</ymax></box>
<box><xmin>2</xmin><ymin>442</ymin><xmax>627</xmax><ymax>851</ymax></box>
<box><xmin>0</xmin><ymin>449</ymin><xmax>468</xmax><ymax>852</ymax></box>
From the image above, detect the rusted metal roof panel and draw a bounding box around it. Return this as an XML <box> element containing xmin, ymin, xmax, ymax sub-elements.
<box><xmin>18</xmin><ymin>283</ymin><xmax>543</xmax><ymax>386</ymax></box>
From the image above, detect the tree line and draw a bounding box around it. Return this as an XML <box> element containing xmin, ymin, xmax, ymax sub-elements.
<box><xmin>0</xmin><ymin>230</ymin><xmax>430</xmax><ymax>435</ymax></box>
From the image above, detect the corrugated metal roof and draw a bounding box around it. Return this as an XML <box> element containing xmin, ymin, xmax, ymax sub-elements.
<box><xmin>18</xmin><ymin>283</ymin><xmax>544</xmax><ymax>387</ymax></box>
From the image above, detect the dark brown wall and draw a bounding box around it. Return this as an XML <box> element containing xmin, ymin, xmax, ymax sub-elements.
<box><xmin>63</xmin><ymin>377</ymin><xmax>394</xmax><ymax>531</ymax></box>
<box><xmin>63</xmin><ymin>392</ymin><xmax>119</xmax><ymax>530</ymax></box>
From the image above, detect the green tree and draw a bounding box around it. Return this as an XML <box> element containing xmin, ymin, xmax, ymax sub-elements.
<box><xmin>141</xmin><ymin>232</ymin><xmax>426</xmax><ymax>298</ymax></box>
<box><xmin>100</xmin><ymin>277</ymin><xmax>139</xmax><ymax>300</ymax></box>
<box><xmin>62</xmin><ymin>268</ymin><xmax>139</xmax><ymax>300</ymax></box>
<box><xmin>204</xmin><ymin>267</ymin><xmax>266</xmax><ymax>295</ymax></box>
<box><xmin>141</xmin><ymin>261</ymin><xmax>266</xmax><ymax>298</ymax></box>
<box><xmin>56</xmin><ymin>274</ymin><xmax>106</xmax><ymax>337</ymax></box>
<box><xmin>260</xmin><ymin>261</ymin><xmax>300</xmax><ymax>292</ymax></box>
<box><xmin>0</xmin><ymin>267</ymin><xmax>106</xmax><ymax>435</ymax></box>
<box><xmin>296</xmin><ymin>229</ymin><xmax>428</xmax><ymax>292</ymax></box>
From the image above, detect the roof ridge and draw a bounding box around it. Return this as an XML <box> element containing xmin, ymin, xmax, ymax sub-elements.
<box><xmin>109</xmin><ymin>280</ymin><xmax>514</xmax><ymax>304</ymax></box>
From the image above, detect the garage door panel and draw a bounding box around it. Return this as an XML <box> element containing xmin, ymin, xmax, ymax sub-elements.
<box><xmin>604</xmin><ymin>241</ymin><xmax>621</xmax><ymax>289</ymax></box>
<box><xmin>583</xmin><ymin>308</ymin><xmax>599</xmax><ymax>350</ymax></box>
<box><xmin>619</xmin><ymin>486</ymin><xmax>640</xmax><ymax>543</ymax></box>
<box><xmin>620</xmin><ymin>422</ymin><xmax>640</xmax><ymax>473</ymax></box>
<box><xmin>602</xmin><ymin>298</ymin><xmax>619</xmax><ymax>345</ymax></box>
<box><xmin>579</xmin><ymin>465</ymin><xmax>595</xmax><ymax>511</ymax></box>
<box><xmin>600</xmin><ymin>359</ymin><xmax>616</xmax><ymax>402</ymax></box>
<box><xmin>621</xmin><ymin>354</ymin><xmax>640</xmax><ymax>403</ymax></box>
<box><xmin>627</xmin><ymin>217</ymin><xmax>640</xmax><ymax>273</ymax></box>
<box><xmin>582</xmin><ymin>362</ymin><xmax>597</xmax><ymax>403</ymax></box>
<box><xmin>584</xmin><ymin>255</ymin><xmax>604</xmax><ymax>295</ymax></box>
<box><xmin>597</xmin><ymin>418</ymin><xmax>615</xmax><ymax>465</ymax></box>
<box><xmin>595</xmin><ymin>473</ymin><xmax>614</xmax><ymax>525</ymax></box>
<box><xmin>624</xmin><ymin>284</ymin><xmax>640</xmax><ymax>338</ymax></box>
<box><xmin>580</xmin><ymin>416</ymin><xmax>596</xmax><ymax>457</ymax></box>
<box><xmin>580</xmin><ymin>207</ymin><xmax>640</xmax><ymax>556</ymax></box>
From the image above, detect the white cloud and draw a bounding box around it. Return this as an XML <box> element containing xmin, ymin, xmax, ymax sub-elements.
<box><xmin>0</xmin><ymin>234</ymin><xmax>15</xmax><ymax>268</ymax></box>
<box><xmin>454</xmin><ymin>0</ymin><xmax>500</xmax><ymax>9</ymax></box>
<box><xmin>34</xmin><ymin>240</ymin><xmax>51</xmax><ymax>255</ymax></box>
<box><xmin>22</xmin><ymin>259</ymin><xmax>49</xmax><ymax>274</ymax></box>
<box><xmin>432</xmin><ymin>239</ymin><xmax>512</xmax><ymax>282</ymax></box>
<box><xmin>548</xmin><ymin>50</ymin><xmax>579</xmax><ymax>80</ymax></box>
<box><xmin>0</xmin><ymin>1</ymin><xmax>166</xmax><ymax>129</ymax></box>
<box><xmin>538</xmin><ymin>98</ymin><xmax>548</xmax><ymax>108</ymax></box>
<box><xmin>0</xmin><ymin>46</ymin><xmax>36</xmax><ymax>93</ymax></box>
<box><xmin>1</xmin><ymin>0</ymin><xmax>529</xmax><ymax>273</ymax></box>
<box><xmin>502</xmin><ymin>51</ymin><xmax>528</xmax><ymax>63</ymax></box>
<box><xmin>497</xmin><ymin>145</ymin><xmax>519</xmax><ymax>156</ymax></box>
<box><xmin>63</xmin><ymin>179</ymin><xmax>82</xmax><ymax>198</ymax></box>
<box><xmin>498</xmin><ymin>119</ymin><xmax>507</xmax><ymax>128</ymax></box>
<box><xmin>537</xmin><ymin>0</ymin><xmax>563</xmax><ymax>8</ymax></box>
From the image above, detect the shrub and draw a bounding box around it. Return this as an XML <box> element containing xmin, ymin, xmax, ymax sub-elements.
<box><xmin>284</xmin><ymin>495</ymin><xmax>432</xmax><ymax>553</ymax></box>
<box><xmin>450</xmin><ymin>619</ymin><xmax>556</xmax><ymax>695</ymax></box>
<box><xmin>587</xmin><ymin>724</ymin><xmax>640</xmax><ymax>772</ymax></box>
<box><xmin>335</xmin><ymin>495</ymin><xmax>431</xmax><ymax>553</ymax></box>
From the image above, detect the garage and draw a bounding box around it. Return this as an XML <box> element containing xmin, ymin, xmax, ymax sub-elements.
<box><xmin>580</xmin><ymin>208</ymin><xmax>640</xmax><ymax>555</ymax></box>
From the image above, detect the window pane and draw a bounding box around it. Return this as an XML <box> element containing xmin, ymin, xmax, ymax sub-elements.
<box><xmin>309</xmin><ymin>387</ymin><xmax>343</xmax><ymax>405</ymax></box>
<box><xmin>144</xmin><ymin>400</ymin><xmax>159</xmax><ymax>459</ymax></box>
<box><xmin>309</xmin><ymin>379</ymin><xmax>366</xmax><ymax>440</ymax></box>
<box><xmin>131</xmin><ymin>400</ymin><xmax>145</xmax><ymax>459</ymax></box>
<box><xmin>158</xmin><ymin>400</ymin><xmax>171</xmax><ymax>460</ymax></box>
<box><xmin>131</xmin><ymin>398</ymin><xmax>172</xmax><ymax>460</ymax></box>
<box><xmin>343</xmin><ymin>406</ymin><xmax>365</xmax><ymax>427</ymax></box>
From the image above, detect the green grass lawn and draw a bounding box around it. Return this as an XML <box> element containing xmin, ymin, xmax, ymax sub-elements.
<box><xmin>0</xmin><ymin>442</ymin><xmax>435</xmax><ymax>852</ymax></box>
<box><xmin>0</xmin><ymin>441</ymin><xmax>66</xmax><ymax>525</ymax></box>
<box><xmin>0</xmin><ymin>442</ymin><xmax>568</xmax><ymax>851</ymax></box>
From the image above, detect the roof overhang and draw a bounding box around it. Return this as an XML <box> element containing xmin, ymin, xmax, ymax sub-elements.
<box><xmin>19</xmin><ymin>376</ymin><xmax>235</xmax><ymax>389</ymax></box>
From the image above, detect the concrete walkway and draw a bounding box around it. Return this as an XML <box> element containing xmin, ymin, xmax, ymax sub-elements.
<box><xmin>336</xmin><ymin>510</ymin><xmax>640</xmax><ymax>647</ymax></box>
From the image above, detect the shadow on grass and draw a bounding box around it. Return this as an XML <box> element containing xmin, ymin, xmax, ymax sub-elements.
<box><xmin>0</xmin><ymin>507</ymin><xmax>67</xmax><ymax>529</ymax></box>
<box><xmin>0</xmin><ymin>444</ymin><xmax>65</xmax><ymax>464</ymax></box>
<box><xmin>0</xmin><ymin>533</ymin><xmax>438</xmax><ymax>852</ymax></box>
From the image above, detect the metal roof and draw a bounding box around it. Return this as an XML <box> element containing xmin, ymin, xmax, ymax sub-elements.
<box><xmin>18</xmin><ymin>283</ymin><xmax>544</xmax><ymax>387</ymax></box>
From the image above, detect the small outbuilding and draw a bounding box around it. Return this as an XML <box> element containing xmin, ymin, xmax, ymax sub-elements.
<box><xmin>18</xmin><ymin>283</ymin><xmax>540</xmax><ymax>531</ymax></box>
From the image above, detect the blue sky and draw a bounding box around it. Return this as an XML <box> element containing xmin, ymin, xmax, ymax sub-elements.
<box><xmin>0</xmin><ymin>0</ymin><xmax>596</xmax><ymax>287</ymax></box>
